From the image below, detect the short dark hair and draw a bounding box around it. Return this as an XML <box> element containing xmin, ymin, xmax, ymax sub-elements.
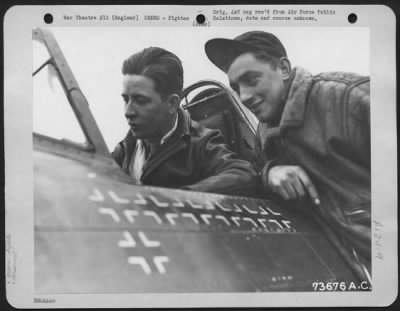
<box><xmin>122</xmin><ymin>47</ymin><xmax>184</xmax><ymax>98</ymax></box>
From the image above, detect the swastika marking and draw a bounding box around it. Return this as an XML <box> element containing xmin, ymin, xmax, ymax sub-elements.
<box><xmin>215</xmin><ymin>215</ymin><xmax>230</xmax><ymax>226</ymax></box>
<box><xmin>258</xmin><ymin>206</ymin><xmax>269</xmax><ymax>215</ymax></box>
<box><xmin>243</xmin><ymin>217</ymin><xmax>258</xmax><ymax>228</ymax></box>
<box><xmin>172</xmin><ymin>199</ymin><xmax>185</xmax><ymax>208</ymax></box>
<box><xmin>124</xmin><ymin>209</ymin><xmax>139</xmax><ymax>223</ymax></box>
<box><xmin>205</xmin><ymin>201</ymin><xmax>215</xmax><ymax>210</ymax></box>
<box><xmin>134</xmin><ymin>193</ymin><xmax>147</xmax><ymax>205</ymax></box>
<box><xmin>149</xmin><ymin>195</ymin><xmax>169</xmax><ymax>208</ymax></box>
<box><xmin>267</xmin><ymin>207</ymin><xmax>281</xmax><ymax>216</ymax></box>
<box><xmin>282</xmin><ymin>220</ymin><xmax>292</xmax><ymax>229</ymax></box>
<box><xmin>215</xmin><ymin>201</ymin><xmax>231</xmax><ymax>212</ymax></box>
<box><xmin>231</xmin><ymin>216</ymin><xmax>241</xmax><ymax>227</ymax></box>
<box><xmin>182</xmin><ymin>213</ymin><xmax>199</xmax><ymax>224</ymax></box>
<box><xmin>242</xmin><ymin>204</ymin><xmax>258</xmax><ymax>214</ymax></box>
<box><xmin>269</xmin><ymin>219</ymin><xmax>284</xmax><ymax>229</ymax></box>
<box><xmin>233</xmin><ymin>204</ymin><xmax>243</xmax><ymax>213</ymax></box>
<box><xmin>258</xmin><ymin>218</ymin><xmax>267</xmax><ymax>228</ymax></box>
<box><xmin>99</xmin><ymin>207</ymin><xmax>120</xmax><ymax>223</ymax></box>
<box><xmin>143</xmin><ymin>211</ymin><xmax>163</xmax><ymax>224</ymax></box>
<box><xmin>187</xmin><ymin>200</ymin><xmax>203</xmax><ymax>209</ymax></box>
<box><xmin>108</xmin><ymin>191</ymin><xmax>130</xmax><ymax>204</ymax></box>
<box><xmin>165</xmin><ymin>213</ymin><xmax>179</xmax><ymax>225</ymax></box>
<box><xmin>200</xmin><ymin>214</ymin><xmax>212</xmax><ymax>225</ymax></box>
<box><xmin>182</xmin><ymin>213</ymin><xmax>199</xmax><ymax>225</ymax></box>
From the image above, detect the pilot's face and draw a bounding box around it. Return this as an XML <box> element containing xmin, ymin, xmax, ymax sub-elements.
<box><xmin>227</xmin><ymin>53</ymin><xmax>285</xmax><ymax>124</ymax></box>
<box><xmin>122</xmin><ymin>75</ymin><xmax>172</xmax><ymax>142</ymax></box>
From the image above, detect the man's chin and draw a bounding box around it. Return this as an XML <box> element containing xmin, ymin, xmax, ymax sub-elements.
<box><xmin>130</xmin><ymin>128</ymin><xmax>145</xmax><ymax>139</ymax></box>
<box><xmin>256</xmin><ymin>113</ymin><xmax>269</xmax><ymax>123</ymax></box>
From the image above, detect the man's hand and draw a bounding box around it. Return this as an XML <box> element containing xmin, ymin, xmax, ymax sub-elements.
<box><xmin>265</xmin><ymin>165</ymin><xmax>320</xmax><ymax>205</ymax></box>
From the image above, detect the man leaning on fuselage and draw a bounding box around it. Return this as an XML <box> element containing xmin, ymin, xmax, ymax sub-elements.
<box><xmin>205</xmin><ymin>31</ymin><xmax>371</xmax><ymax>282</ymax></box>
<box><xmin>112</xmin><ymin>47</ymin><xmax>257</xmax><ymax>196</ymax></box>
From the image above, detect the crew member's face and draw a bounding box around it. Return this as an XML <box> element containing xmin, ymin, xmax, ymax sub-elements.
<box><xmin>227</xmin><ymin>53</ymin><xmax>286</xmax><ymax>124</ymax></box>
<box><xmin>122</xmin><ymin>75</ymin><xmax>172</xmax><ymax>141</ymax></box>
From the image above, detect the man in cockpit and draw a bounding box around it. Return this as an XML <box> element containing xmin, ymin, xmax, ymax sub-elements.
<box><xmin>112</xmin><ymin>46</ymin><xmax>257</xmax><ymax>196</ymax></box>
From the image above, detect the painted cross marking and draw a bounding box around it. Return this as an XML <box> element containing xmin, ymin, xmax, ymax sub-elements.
<box><xmin>153</xmin><ymin>256</ymin><xmax>169</xmax><ymax>274</ymax></box>
<box><xmin>118</xmin><ymin>231</ymin><xmax>136</xmax><ymax>248</ymax></box>
<box><xmin>138</xmin><ymin>231</ymin><xmax>160</xmax><ymax>247</ymax></box>
<box><xmin>89</xmin><ymin>188</ymin><xmax>104</xmax><ymax>202</ymax></box>
<box><xmin>128</xmin><ymin>257</ymin><xmax>151</xmax><ymax>274</ymax></box>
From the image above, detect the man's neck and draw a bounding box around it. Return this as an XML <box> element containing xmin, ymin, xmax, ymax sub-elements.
<box><xmin>282</xmin><ymin>69</ymin><xmax>296</xmax><ymax>104</ymax></box>
<box><xmin>144</xmin><ymin>113</ymin><xmax>178</xmax><ymax>145</ymax></box>
<box><xmin>270</xmin><ymin>69</ymin><xmax>296</xmax><ymax>127</ymax></box>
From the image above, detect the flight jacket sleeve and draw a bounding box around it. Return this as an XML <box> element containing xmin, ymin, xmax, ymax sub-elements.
<box><xmin>181</xmin><ymin>129</ymin><xmax>258</xmax><ymax>197</ymax></box>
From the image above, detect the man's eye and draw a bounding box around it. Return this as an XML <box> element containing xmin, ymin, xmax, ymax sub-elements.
<box><xmin>136</xmin><ymin>96</ymin><xmax>149</xmax><ymax>105</ymax></box>
<box><xmin>245</xmin><ymin>76</ymin><xmax>258</xmax><ymax>86</ymax></box>
<box><xmin>122</xmin><ymin>96</ymin><xmax>129</xmax><ymax>104</ymax></box>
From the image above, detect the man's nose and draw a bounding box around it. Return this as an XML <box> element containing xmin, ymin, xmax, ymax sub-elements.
<box><xmin>125</xmin><ymin>101</ymin><xmax>137</xmax><ymax>118</ymax></box>
<box><xmin>239</xmin><ymin>87</ymin><xmax>253</xmax><ymax>107</ymax></box>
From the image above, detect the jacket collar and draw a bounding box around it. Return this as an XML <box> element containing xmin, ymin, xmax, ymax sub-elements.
<box><xmin>257</xmin><ymin>67</ymin><xmax>313</xmax><ymax>150</ymax></box>
<box><xmin>178</xmin><ymin>107</ymin><xmax>191</xmax><ymax>137</ymax></box>
<box><xmin>140</xmin><ymin>107</ymin><xmax>191</xmax><ymax>180</ymax></box>
<box><xmin>122</xmin><ymin>107</ymin><xmax>190</xmax><ymax>144</ymax></box>
<box><xmin>279</xmin><ymin>67</ymin><xmax>314</xmax><ymax>128</ymax></box>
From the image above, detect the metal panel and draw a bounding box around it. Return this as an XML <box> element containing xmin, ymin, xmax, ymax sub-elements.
<box><xmin>34</xmin><ymin>149</ymin><xmax>357</xmax><ymax>293</ymax></box>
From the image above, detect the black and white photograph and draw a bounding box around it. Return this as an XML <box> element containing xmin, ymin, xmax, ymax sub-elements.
<box><xmin>4</xmin><ymin>5</ymin><xmax>397</xmax><ymax>308</ymax></box>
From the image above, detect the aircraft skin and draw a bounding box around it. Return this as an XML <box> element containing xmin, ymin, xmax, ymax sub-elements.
<box><xmin>33</xmin><ymin>28</ymin><xmax>360</xmax><ymax>293</ymax></box>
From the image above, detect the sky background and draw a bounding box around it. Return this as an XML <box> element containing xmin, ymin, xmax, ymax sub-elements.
<box><xmin>33</xmin><ymin>26</ymin><xmax>369</xmax><ymax>150</ymax></box>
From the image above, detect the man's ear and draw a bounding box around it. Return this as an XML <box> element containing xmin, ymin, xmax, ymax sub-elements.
<box><xmin>167</xmin><ymin>94</ymin><xmax>180</xmax><ymax>114</ymax></box>
<box><xmin>279</xmin><ymin>57</ymin><xmax>292</xmax><ymax>80</ymax></box>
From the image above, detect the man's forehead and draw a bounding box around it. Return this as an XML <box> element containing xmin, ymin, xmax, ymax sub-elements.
<box><xmin>227</xmin><ymin>53</ymin><xmax>265</xmax><ymax>81</ymax></box>
<box><xmin>122</xmin><ymin>74</ymin><xmax>155</xmax><ymax>92</ymax></box>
